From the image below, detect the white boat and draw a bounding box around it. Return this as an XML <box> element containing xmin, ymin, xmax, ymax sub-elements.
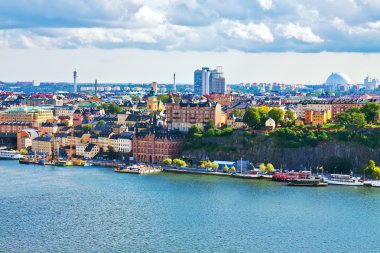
<box><xmin>325</xmin><ymin>174</ymin><xmax>363</xmax><ymax>186</ymax></box>
<box><xmin>363</xmin><ymin>180</ymin><xmax>380</xmax><ymax>188</ymax></box>
<box><xmin>0</xmin><ymin>150</ymin><xmax>22</xmax><ymax>160</ymax></box>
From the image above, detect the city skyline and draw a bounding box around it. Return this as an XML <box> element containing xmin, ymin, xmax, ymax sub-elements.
<box><xmin>1</xmin><ymin>49</ymin><xmax>380</xmax><ymax>84</ymax></box>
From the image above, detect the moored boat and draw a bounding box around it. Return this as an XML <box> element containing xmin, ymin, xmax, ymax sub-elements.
<box><xmin>19</xmin><ymin>157</ymin><xmax>32</xmax><ymax>164</ymax></box>
<box><xmin>363</xmin><ymin>180</ymin><xmax>380</xmax><ymax>188</ymax></box>
<box><xmin>325</xmin><ymin>174</ymin><xmax>363</xmax><ymax>186</ymax></box>
<box><xmin>272</xmin><ymin>170</ymin><xmax>311</xmax><ymax>182</ymax></box>
<box><xmin>0</xmin><ymin>150</ymin><xmax>22</xmax><ymax>160</ymax></box>
<box><xmin>288</xmin><ymin>177</ymin><xmax>328</xmax><ymax>187</ymax></box>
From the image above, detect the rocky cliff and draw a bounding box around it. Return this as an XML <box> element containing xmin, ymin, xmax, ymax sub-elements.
<box><xmin>183</xmin><ymin>133</ymin><xmax>380</xmax><ymax>170</ymax></box>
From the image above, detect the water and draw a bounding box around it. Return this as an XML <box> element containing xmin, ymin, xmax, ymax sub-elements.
<box><xmin>1</xmin><ymin>160</ymin><xmax>380</xmax><ymax>253</ymax></box>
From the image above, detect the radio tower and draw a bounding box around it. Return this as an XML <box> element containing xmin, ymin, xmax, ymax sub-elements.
<box><xmin>73</xmin><ymin>69</ymin><xmax>78</xmax><ymax>93</ymax></box>
<box><xmin>95</xmin><ymin>79</ymin><xmax>98</xmax><ymax>97</ymax></box>
<box><xmin>173</xmin><ymin>73</ymin><xmax>176</xmax><ymax>92</ymax></box>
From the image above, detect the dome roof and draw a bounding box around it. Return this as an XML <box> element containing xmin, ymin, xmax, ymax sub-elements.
<box><xmin>326</xmin><ymin>72</ymin><xmax>352</xmax><ymax>86</ymax></box>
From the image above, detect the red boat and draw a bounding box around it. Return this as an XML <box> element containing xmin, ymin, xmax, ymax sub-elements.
<box><xmin>272</xmin><ymin>171</ymin><xmax>311</xmax><ymax>182</ymax></box>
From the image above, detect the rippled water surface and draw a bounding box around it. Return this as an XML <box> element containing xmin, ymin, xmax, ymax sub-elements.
<box><xmin>1</xmin><ymin>160</ymin><xmax>380</xmax><ymax>252</ymax></box>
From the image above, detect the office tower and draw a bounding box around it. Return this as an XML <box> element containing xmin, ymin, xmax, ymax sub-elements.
<box><xmin>73</xmin><ymin>69</ymin><xmax>77</xmax><ymax>93</ymax></box>
<box><xmin>210</xmin><ymin>66</ymin><xmax>226</xmax><ymax>94</ymax></box>
<box><xmin>194</xmin><ymin>67</ymin><xmax>211</xmax><ymax>95</ymax></box>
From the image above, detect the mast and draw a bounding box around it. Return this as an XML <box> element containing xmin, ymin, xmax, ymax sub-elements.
<box><xmin>69</xmin><ymin>126</ymin><xmax>74</xmax><ymax>160</ymax></box>
<box><xmin>240</xmin><ymin>157</ymin><xmax>243</xmax><ymax>174</ymax></box>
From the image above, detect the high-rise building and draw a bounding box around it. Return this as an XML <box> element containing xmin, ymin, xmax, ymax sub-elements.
<box><xmin>194</xmin><ymin>66</ymin><xmax>225</xmax><ymax>95</ymax></box>
<box><xmin>210</xmin><ymin>66</ymin><xmax>226</xmax><ymax>94</ymax></box>
<box><xmin>194</xmin><ymin>67</ymin><xmax>211</xmax><ymax>95</ymax></box>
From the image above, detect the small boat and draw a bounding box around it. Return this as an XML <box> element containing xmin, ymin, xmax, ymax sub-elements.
<box><xmin>231</xmin><ymin>173</ymin><xmax>263</xmax><ymax>179</ymax></box>
<box><xmin>82</xmin><ymin>162</ymin><xmax>93</xmax><ymax>167</ymax></box>
<box><xmin>288</xmin><ymin>177</ymin><xmax>328</xmax><ymax>187</ymax></box>
<box><xmin>55</xmin><ymin>160</ymin><xmax>74</xmax><ymax>167</ymax></box>
<box><xmin>37</xmin><ymin>159</ymin><xmax>45</xmax><ymax>166</ymax></box>
<box><xmin>325</xmin><ymin>174</ymin><xmax>363</xmax><ymax>186</ymax></box>
<box><xmin>19</xmin><ymin>158</ymin><xmax>32</xmax><ymax>164</ymax></box>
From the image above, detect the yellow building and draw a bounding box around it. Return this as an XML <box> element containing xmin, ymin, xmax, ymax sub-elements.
<box><xmin>0</xmin><ymin>107</ymin><xmax>54</xmax><ymax>125</ymax></box>
<box><xmin>31</xmin><ymin>136</ymin><xmax>58</xmax><ymax>155</ymax></box>
<box><xmin>146</xmin><ymin>83</ymin><xmax>165</xmax><ymax>112</ymax></box>
<box><xmin>304</xmin><ymin>109</ymin><xmax>331</xmax><ymax>126</ymax></box>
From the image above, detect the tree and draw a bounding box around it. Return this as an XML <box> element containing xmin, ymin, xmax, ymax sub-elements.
<box><xmin>173</xmin><ymin>159</ymin><xmax>186</xmax><ymax>167</ymax></box>
<box><xmin>361</xmin><ymin>102</ymin><xmax>380</xmax><ymax>123</ymax></box>
<box><xmin>259</xmin><ymin>163</ymin><xmax>266</xmax><ymax>172</ymax></box>
<box><xmin>97</xmin><ymin>120</ymin><xmax>106</xmax><ymax>126</ymax></box>
<box><xmin>212</xmin><ymin>163</ymin><xmax>219</xmax><ymax>170</ymax></box>
<box><xmin>365</xmin><ymin>160</ymin><xmax>380</xmax><ymax>179</ymax></box>
<box><xmin>243</xmin><ymin>108</ymin><xmax>261</xmax><ymax>129</ymax></box>
<box><xmin>82</xmin><ymin>124</ymin><xmax>92</xmax><ymax>133</ymax></box>
<box><xmin>205</xmin><ymin>120</ymin><xmax>215</xmax><ymax>131</ymax></box>
<box><xmin>258</xmin><ymin>106</ymin><xmax>270</xmax><ymax>126</ymax></box>
<box><xmin>349</xmin><ymin>113</ymin><xmax>366</xmax><ymax>129</ymax></box>
<box><xmin>285</xmin><ymin>110</ymin><xmax>295</xmax><ymax>121</ymax></box>
<box><xmin>205</xmin><ymin>160</ymin><xmax>213</xmax><ymax>168</ymax></box>
<box><xmin>131</xmin><ymin>95</ymin><xmax>140</xmax><ymax>101</ymax></box>
<box><xmin>162</xmin><ymin>158</ymin><xmax>172</xmax><ymax>165</ymax></box>
<box><xmin>157</xmin><ymin>94</ymin><xmax>169</xmax><ymax>103</ymax></box>
<box><xmin>233</xmin><ymin>109</ymin><xmax>244</xmax><ymax>117</ymax></box>
<box><xmin>230</xmin><ymin>166</ymin><xmax>236</xmax><ymax>172</ymax></box>
<box><xmin>107</xmin><ymin>103</ymin><xmax>123</xmax><ymax>114</ymax></box>
<box><xmin>223</xmin><ymin>165</ymin><xmax>229</xmax><ymax>172</ymax></box>
<box><xmin>266</xmin><ymin>163</ymin><xmax>275</xmax><ymax>173</ymax></box>
<box><xmin>187</xmin><ymin>125</ymin><xmax>202</xmax><ymax>139</ymax></box>
<box><xmin>19</xmin><ymin>149</ymin><xmax>28</xmax><ymax>155</ymax></box>
<box><xmin>336</xmin><ymin>112</ymin><xmax>366</xmax><ymax>129</ymax></box>
<box><xmin>268</xmin><ymin>108</ymin><xmax>284</xmax><ymax>126</ymax></box>
<box><xmin>107</xmin><ymin>146</ymin><xmax>117</xmax><ymax>160</ymax></box>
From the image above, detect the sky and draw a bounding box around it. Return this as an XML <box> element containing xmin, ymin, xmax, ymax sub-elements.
<box><xmin>0</xmin><ymin>0</ymin><xmax>380</xmax><ymax>84</ymax></box>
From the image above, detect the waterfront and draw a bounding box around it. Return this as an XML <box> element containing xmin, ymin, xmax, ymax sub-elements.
<box><xmin>1</xmin><ymin>160</ymin><xmax>380</xmax><ymax>252</ymax></box>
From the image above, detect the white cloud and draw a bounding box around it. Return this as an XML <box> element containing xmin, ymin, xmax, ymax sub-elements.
<box><xmin>366</xmin><ymin>21</ymin><xmax>380</xmax><ymax>29</ymax></box>
<box><xmin>130</xmin><ymin>6</ymin><xmax>166</xmax><ymax>28</ymax></box>
<box><xmin>1</xmin><ymin>0</ymin><xmax>380</xmax><ymax>52</ymax></box>
<box><xmin>221</xmin><ymin>20</ymin><xmax>274</xmax><ymax>43</ymax></box>
<box><xmin>276</xmin><ymin>23</ymin><xmax>323</xmax><ymax>43</ymax></box>
<box><xmin>257</xmin><ymin>0</ymin><xmax>272</xmax><ymax>11</ymax></box>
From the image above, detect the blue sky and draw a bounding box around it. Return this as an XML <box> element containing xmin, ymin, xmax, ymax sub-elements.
<box><xmin>0</xmin><ymin>0</ymin><xmax>380</xmax><ymax>83</ymax></box>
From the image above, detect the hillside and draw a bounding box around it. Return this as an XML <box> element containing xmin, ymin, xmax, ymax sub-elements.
<box><xmin>183</xmin><ymin>130</ymin><xmax>380</xmax><ymax>172</ymax></box>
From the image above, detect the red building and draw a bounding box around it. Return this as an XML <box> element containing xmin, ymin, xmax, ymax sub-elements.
<box><xmin>133</xmin><ymin>127</ymin><xmax>184</xmax><ymax>164</ymax></box>
<box><xmin>165</xmin><ymin>98</ymin><xmax>222</xmax><ymax>132</ymax></box>
<box><xmin>331</xmin><ymin>100</ymin><xmax>364</xmax><ymax>119</ymax></box>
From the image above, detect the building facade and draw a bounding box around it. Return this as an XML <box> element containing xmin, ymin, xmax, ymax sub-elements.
<box><xmin>133</xmin><ymin>129</ymin><xmax>184</xmax><ymax>164</ymax></box>
<box><xmin>165</xmin><ymin>100</ymin><xmax>222</xmax><ymax>132</ymax></box>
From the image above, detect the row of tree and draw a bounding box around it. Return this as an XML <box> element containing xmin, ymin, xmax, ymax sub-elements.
<box><xmin>162</xmin><ymin>158</ymin><xmax>187</xmax><ymax>167</ymax></box>
<box><xmin>242</xmin><ymin>106</ymin><xmax>294</xmax><ymax>129</ymax></box>
<box><xmin>259</xmin><ymin>163</ymin><xmax>275</xmax><ymax>173</ymax></box>
<box><xmin>336</xmin><ymin>102</ymin><xmax>380</xmax><ymax>129</ymax></box>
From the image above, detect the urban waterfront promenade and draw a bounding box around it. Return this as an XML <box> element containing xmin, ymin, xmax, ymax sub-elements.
<box><xmin>1</xmin><ymin>160</ymin><xmax>380</xmax><ymax>253</ymax></box>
